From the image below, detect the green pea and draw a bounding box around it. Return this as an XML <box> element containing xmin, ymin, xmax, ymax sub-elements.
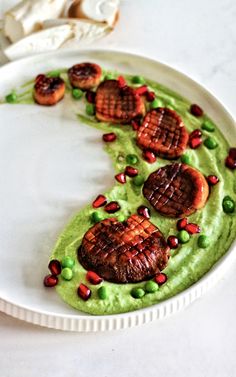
<box><xmin>72</xmin><ymin>88</ymin><xmax>83</xmax><ymax>100</ymax></box>
<box><xmin>47</xmin><ymin>70</ymin><xmax>60</xmax><ymax>78</ymax></box>
<box><xmin>202</xmin><ymin>120</ymin><xmax>215</xmax><ymax>132</ymax></box>
<box><xmin>166</xmin><ymin>97</ymin><xmax>175</xmax><ymax>105</ymax></box>
<box><xmin>223</xmin><ymin>199</ymin><xmax>235</xmax><ymax>214</ymax></box>
<box><xmin>104</xmin><ymin>73</ymin><xmax>114</xmax><ymax>80</ymax></box>
<box><xmin>91</xmin><ymin>211</ymin><xmax>103</xmax><ymax>223</ymax></box>
<box><xmin>131</xmin><ymin>287</ymin><xmax>145</xmax><ymax>299</ymax></box>
<box><xmin>117</xmin><ymin>214</ymin><xmax>126</xmax><ymax>222</ymax></box>
<box><xmin>204</xmin><ymin>137</ymin><xmax>218</xmax><ymax>149</ymax></box>
<box><xmin>178</xmin><ymin>230</ymin><xmax>190</xmax><ymax>244</ymax></box>
<box><xmin>181</xmin><ymin>154</ymin><xmax>191</xmax><ymax>165</ymax></box>
<box><xmin>5</xmin><ymin>92</ymin><xmax>17</xmax><ymax>103</ymax></box>
<box><xmin>61</xmin><ymin>267</ymin><xmax>73</xmax><ymax>280</ymax></box>
<box><xmin>61</xmin><ymin>256</ymin><xmax>75</xmax><ymax>269</ymax></box>
<box><xmin>198</xmin><ymin>235</ymin><xmax>210</xmax><ymax>248</ymax></box>
<box><xmin>145</xmin><ymin>280</ymin><xmax>159</xmax><ymax>293</ymax></box>
<box><xmin>132</xmin><ymin>75</ymin><xmax>145</xmax><ymax>84</ymax></box>
<box><xmin>97</xmin><ymin>286</ymin><xmax>108</xmax><ymax>299</ymax></box>
<box><xmin>133</xmin><ymin>175</ymin><xmax>145</xmax><ymax>186</ymax></box>
<box><xmin>86</xmin><ymin>104</ymin><xmax>95</xmax><ymax>116</ymax></box>
<box><xmin>223</xmin><ymin>195</ymin><xmax>233</xmax><ymax>203</ymax></box>
<box><xmin>126</xmin><ymin>154</ymin><xmax>139</xmax><ymax>165</ymax></box>
<box><xmin>150</xmin><ymin>98</ymin><xmax>163</xmax><ymax>109</ymax></box>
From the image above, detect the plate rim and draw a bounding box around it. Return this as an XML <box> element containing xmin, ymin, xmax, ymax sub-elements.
<box><xmin>0</xmin><ymin>48</ymin><xmax>235</xmax><ymax>332</ymax></box>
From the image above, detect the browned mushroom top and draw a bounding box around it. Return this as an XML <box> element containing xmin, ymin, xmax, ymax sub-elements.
<box><xmin>68</xmin><ymin>62</ymin><xmax>102</xmax><ymax>90</ymax></box>
<box><xmin>95</xmin><ymin>80</ymin><xmax>145</xmax><ymax>124</ymax></box>
<box><xmin>33</xmin><ymin>75</ymin><xmax>65</xmax><ymax>106</ymax></box>
<box><xmin>137</xmin><ymin>108</ymin><xmax>189</xmax><ymax>159</ymax></box>
<box><xmin>143</xmin><ymin>163</ymin><xmax>209</xmax><ymax>218</ymax></box>
<box><xmin>78</xmin><ymin>214</ymin><xmax>170</xmax><ymax>283</ymax></box>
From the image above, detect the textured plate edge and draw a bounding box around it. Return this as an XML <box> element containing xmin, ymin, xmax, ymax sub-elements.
<box><xmin>0</xmin><ymin>48</ymin><xmax>236</xmax><ymax>332</ymax></box>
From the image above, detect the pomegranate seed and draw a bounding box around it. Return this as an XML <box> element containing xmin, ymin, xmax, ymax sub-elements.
<box><xmin>115</xmin><ymin>172</ymin><xmax>126</xmax><ymax>184</ymax></box>
<box><xmin>189</xmin><ymin>136</ymin><xmax>202</xmax><ymax>149</ymax></box>
<box><xmin>104</xmin><ymin>201</ymin><xmax>120</xmax><ymax>213</ymax></box>
<box><xmin>131</xmin><ymin>115</ymin><xmax>142</xmax><ymax>130</ymax></box>
<box><xmin>229</xmin><ymin>148</ymin><xmax>236</xmax><ymax>160</ymax></box>
<box><xmin>48</xmin><ymin>259</ymin><xmax>61</xmax><ymax>275</ymax></box>
<box><xmin>102</xmin><ymin>132</ymin><xmax>117</xmax><ymax>142</ymax></box>
<box><xmin>190</xmin><ymin>104</ymin><xmax>204</xmax><ymax>117</ymax></box>
<box><xmin>35</xmin><ymin>74</ymin><xmax>45</xmax><ymax>82</ymax></box>
<box><xmin>185</xmin><ymin>223</ymin><xmax>201</xmax><ymax>234</ymax></box>
<box><xmin>142</xmin><ymin>150</ymin><xmax>156</xmax><ymax>163</ymax></box>
<box><xmin>43</xmin><ymin>274</ymin><xmax>58</xmax><ymax>287</ymax></box>
<box><xmin>206</xmin><ymin>175</ymin><xmax>219</xmax><ymax>186</ymax></box>
<box><xmin>92</xmin><ymin>194</ymin><xmax>107</xmax><ymax>208</ymax></box>
<box><xmin>85</xmin><ymin>90</ymin><xmax>96</xmax><ymax>103</ymax></box>
<box><xmin>125</xmin><ymin>166</ymin><xmax>138</xmax><ymax>177</ymax></box>
<box><xmin>137</xmin><ymin>205</ymin><xmax>150</xmax><ymax>219</ymax></box>
<box><xmin>86</xmin><ymin>271</ymin><xmax>103</xmax><ymax>285</ymax></box>
<box><xmin>189</xmin><ymin>129</ymin><xmax>202</xmax><ymax>139</ymax></box>
<box><xmin>131</xmin><ymin>120</ymin><xmax>140</xmax><ymax>130</ymax></box>
<box><xmin>77</xmin><ymin>283</ymin><xmax>91</xmax><ymax>301</ymax></box>
<box><xmin>177</xmin><ymin>218</ymin><xmax>188</xmax><ymax>230</ymax></box>
<box><xmin>135</xmin><ymin>85</ymin><xmax>148</xmax><ymax>96</ymax></box>
<box><xmin>154</xmin><ymin>273</ymin><xmax>168</xmax><ymax>285</ymax></box>
<box><xmin>225</xmin><ymin>156</ymin><xmax>236</xmax><ymax>170</ymax></box>
<box><xmin>117</xmin><ymin>75</ymin><xmax>126</xmax><ymax>88</ymax></box>
<box><xmin>146</xmin><ymin>91</ymin><xmax>155</xmax><ymax>102</ymax></box>
<box><xmin>167</xmin><ymin>235</ymin><xmax>179</xmax><ymax>249</ymax></box>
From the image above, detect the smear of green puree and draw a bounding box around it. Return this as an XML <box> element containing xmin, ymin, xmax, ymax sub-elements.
<box><xmin>5</xmin><ymin>69</ymin><xmax>236</xmax><ymax>315</ymax></box>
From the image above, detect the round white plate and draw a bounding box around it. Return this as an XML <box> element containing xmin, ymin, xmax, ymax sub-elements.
<box><xmin>0</xmin><ymin>49</ymin><xmax>235</xmax><ymax>332</ymax></box>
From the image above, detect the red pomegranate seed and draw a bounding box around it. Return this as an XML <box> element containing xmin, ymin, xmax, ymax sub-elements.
<box><xmin>189</xmin><ymin>129</ymin><xmax>202</xmax><ymax>139</ymax></box>
<box><xmin>225</xmin><ymin>155</ymin><xmax>236</xmax><ymax>170</ymax></box>
<box><xmin>185</xmin><ymin>223</ymin><xmax>201</xmax><ymax>234</ymax></box>
<box><xmin>48</xmin><ymin>259</ymin><xmax>61</xmax><ymax>275</ymax></box>
<box><xmin>167</xmin><ymin>235</ymin><xmax>179</xmax><ymax>249</ymax></box>
<box><xmin>190</xmin><ymin>104</ymin><xmax>204</xmax><ymax>117</ymax></box>
<box><xmin>189</xmin><ymin>136</ymin><xmax>202</xmax><ymax>149</ymax></box>
<box><xmin>142</xmin><ymin>150</ymin><xmax>156</xmax><ymax>163</ymax></box>
<box><xmin>85</xmin><ymin>90</ymin><xmax>96</xmax><ymax>103</ymax></box>
<box><xmin>77</xmin><ymin>283</ymin><xmax>91</xmax><ymax>301</ymax></box>
<box><xmin>146</xmin><ymin>91</ymin><xmax>155</xmax><ymax>102</ymax></box>
<box><xmin>229</xmin><ymin>148</ymin><xmax>236</xmax><ymax>160</ymax></box>
<box><xmin>131</xmin><ymin>119</ymin><xmax>140</xmax><ymax>130</ymax></box>
<box><xmin>104</xmin><ymin>201</ymin><xmax>120</xmax><ymax>213</ymax></box>
<box><xmin>86</xmin><ymin>271</ymin><xmax>103</xmax><ymax>285</ymax></box>
<box><xmin>115</xmin><ymin>172</ymin><xmax>126</xmax><ymax>184</ymax></box>
<box><xmin>135</xmin><ymin>85</ymin><xmax>148</xmax><ymax>96</ymax></box>
<box><xmin>206</xmin><ymin>175</ymin><xmax>219</xmax><ymax>186</ymax></box>
<box><xmin>35</xmin><ymin>74</ymin><xmax>45</xmax><ymax>82</ymax></box>
<box><xmin>102</xmin><ymin>132</ymin><xmax>117</xmax><ymax>142</ymax></box>
<box><xmin>154</xmin><ymin>273</ymin><xmax>168</xmax><ymax>285</ymax></box>
<box><xmin>92</xmin><ymin>194</ymin><xmax>107</xmax><ymax>208</ymax></box>
<box><xmin>43</xmin><ymin>274</ymin><xmax>58</xmax><ymax>287</ymax></box>
<box><xmin>117</xmin><ymin>75</ymin><xmax>126</xmax><ymax>88</ymax></box>
<box><xmin>131</xmin><ymin>115</ymin><xmax>142</xmax><ymax>130</ymax></box>
<box><xmin>125</xmin><ymin>166</ymin><xmax>138</xmax><ymax>177</ymax></box>
<box><xmin>177</xmin><ymin>218</ymin><xmax>188</xmax><ymax>230</ymax></box>
<box><xmin>137</xmin><ymin>205</ymin><xmax>150</xmax><ymax>219</ymax></box>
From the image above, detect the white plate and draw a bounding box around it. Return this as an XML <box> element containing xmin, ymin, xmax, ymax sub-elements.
<box><xmin>0</xmin><ymin>49</ymin><xmax>235</xmax><ymax>332</ymax></box>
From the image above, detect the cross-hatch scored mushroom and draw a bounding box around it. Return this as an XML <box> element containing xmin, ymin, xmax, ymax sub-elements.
<box><xmin>78</xmin><ymin>214</ymin><xmax>170</xmax><ymax>283</ymax></box>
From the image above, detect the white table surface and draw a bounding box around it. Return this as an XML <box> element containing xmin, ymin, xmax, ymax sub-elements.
<box><xmin>0</xmin><ymin>1</ymin><xmax>236</xmax><ymax>376</ymax></box>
